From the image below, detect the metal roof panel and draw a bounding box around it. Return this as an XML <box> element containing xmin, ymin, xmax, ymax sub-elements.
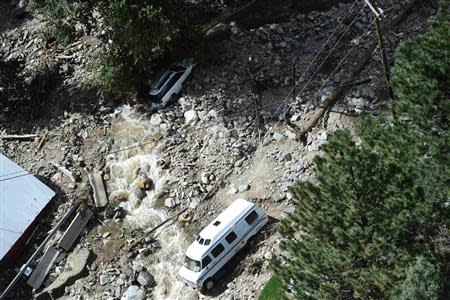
<box><xmin>0</xmin><ymin>154</ymin><xmax>55</xmax><ymax>261</ymax></box>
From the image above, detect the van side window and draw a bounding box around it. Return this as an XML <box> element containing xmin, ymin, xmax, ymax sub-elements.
<box><xmin>225</xmin><ymin>231</ymin><xmax>237</xmax><ymax>244</ymax></box>
<box><xmin>204</xmin><ymin>239</ymin><xmax>211</xmax><ymax>245</ymax></box>
<box><xmin>202</xmin><ymin>256</ymin><xmax>212</xmax><ymax>268</ymax></box>
<box><xmin>245</xmin><ymin>211</ymin><xmax>258</xmax><ymax>225</ymax></box>
<box><xmin>211</xmin><ymin>243</ymin><xmax>225</xmax><ymax>258</ymax></box>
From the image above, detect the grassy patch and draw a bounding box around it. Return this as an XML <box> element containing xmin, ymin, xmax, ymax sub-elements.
<box><xmin>259</xmin><ymin>275</ymin><xmax>284</xmax><ymax>300</ymax></box>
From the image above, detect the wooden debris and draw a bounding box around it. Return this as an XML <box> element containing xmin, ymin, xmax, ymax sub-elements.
<box><xmin>58</xmin><ymin>208</ymin><xmax>94</xmax><ymax>251</ymax></box>
<box><xmin>0</xmin><ymin>134</ymin><xmax>39</xmax><ymax>140</ymax></box>
<box><xmin>26</xmin><ymin>247</ymin><xmax>61</xmax><ymax>290</ymax></box>
<box><xmin>88</xmin><ymin>173</ymin><xmax>108</xmax><ymax>208</ymax></box>
<box><xmin>36</xmin><ymin>128</ymin><xmax>49</xmax><ymax>151</ymax></box>
<box><xmin>50</xmin><ymin>161</ymin><xmax>76</xmax><ymax>182</ymax></box>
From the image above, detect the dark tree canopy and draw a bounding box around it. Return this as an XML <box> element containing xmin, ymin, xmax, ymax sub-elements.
<box><xmin>272</xmin><ymin>5</ymin><xmax>449</xmax><ymax>300</ymax></box>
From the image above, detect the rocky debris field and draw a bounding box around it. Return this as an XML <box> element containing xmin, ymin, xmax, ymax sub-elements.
<box><xmin>0</xmin><ymin>0</ymin><xmax>437</xmax><ymax>299</ymax></box>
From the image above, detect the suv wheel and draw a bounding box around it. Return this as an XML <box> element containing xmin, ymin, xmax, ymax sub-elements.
<box><xmin>169</xmin><ymin>93</ymin><xmax>179</xmax><ymax>104</ymax></box>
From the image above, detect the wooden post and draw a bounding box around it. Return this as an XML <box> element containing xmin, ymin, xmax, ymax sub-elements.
<box><xmin>297</xmin><ymin>0</ymin><xmax>417</xmax><ymax>140</ymax></box>
<box><xmin>367</xmin><ymin>0</ymin><xmax>394</xmax><ymax>99</ymax></box>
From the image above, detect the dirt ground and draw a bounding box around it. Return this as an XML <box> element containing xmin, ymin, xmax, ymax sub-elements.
<box><xmin>0</xmin><ymin>0</ymin><xmax>436</xmax><ymax>299</ymax></box>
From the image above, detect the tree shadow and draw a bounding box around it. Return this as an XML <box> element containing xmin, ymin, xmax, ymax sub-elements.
<box><xmin>0</xmin><ymin>1</ymin><xmax>29</xmax><ymax>35</ymax></box>
<box><xmin>0</xmin><ymin>57</ymin><xmax>101</xmax><ymax>134</ymax></box>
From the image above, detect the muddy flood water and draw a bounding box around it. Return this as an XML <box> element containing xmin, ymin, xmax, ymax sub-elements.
<box><xmin>106</xmin><ymin>105</ymin><xmax>197</xmax><ymax>299</ymax></box>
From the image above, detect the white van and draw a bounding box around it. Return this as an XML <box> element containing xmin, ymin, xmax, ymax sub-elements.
<box><xmin>178</xmin><ymin>199</ymin><xmax>268</xmax><ymax>290</ymax></box>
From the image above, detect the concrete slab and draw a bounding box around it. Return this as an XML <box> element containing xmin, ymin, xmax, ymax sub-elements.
<box><xmin>58</xmin><ymin>208</ymin><xmax>93</xmax><ymax>251</ymax></box>
<box><xmin>89</xmin><ymin>173</ymin><xmax>108</xmax><ymax>208</ymax></box>
<box><xmin>26</xmin><ymin>246</ymin><xmax>60</xmax><ymax>290</ymax></box>
<box><xmin>37</xmin><ymin>248</ymin><xmax>90</xmax><ymax>297</ymax></box>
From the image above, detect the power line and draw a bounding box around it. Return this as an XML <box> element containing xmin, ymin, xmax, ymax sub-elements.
<box><xmin>0</xmin><ymin>0</ymin><xmax>414</xmax><ymax>184</ymax></box>
<box><xmin>274</xmin><ymin>0</ymin><xmax>411</xmax><ymax>123</ymax></box>
<box><xmin>267</xmin><ymin>0</ymin><xmax>366</xmax><ymax>124</ymax></box>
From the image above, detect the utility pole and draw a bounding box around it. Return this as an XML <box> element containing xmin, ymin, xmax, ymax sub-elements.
<box><xmin>365</xmin><ymin>0</ymin><xmax>394</xmax><ymax>99</ymax></box>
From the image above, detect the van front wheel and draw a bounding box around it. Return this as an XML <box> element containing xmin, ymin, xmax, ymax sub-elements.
<box><xmin>203</xmin><ymin>278</ymin><xmax>214</xmax><ymax>291</ymax></box>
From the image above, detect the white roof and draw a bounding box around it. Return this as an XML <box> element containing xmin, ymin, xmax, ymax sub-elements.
<box><xmin>0</xmin><ymin>154</ymin><xmax>55</xmax><ymax>261</ymax></box>
<box><xmin>186</xmin><ymin>199</ymin><xmax>255</xmax><ymax>260</ymax></box>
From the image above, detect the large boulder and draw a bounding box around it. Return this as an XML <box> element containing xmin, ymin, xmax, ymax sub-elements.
<box><xmin>121</xmin><ymin>285</ymin><xmax>145</xmax><ymax>300</ymax></box>
<box><xmin>137</xmin><ymin>271</ymin><xmax>154</xmax><ymax>287</ymax></box>
<box><xmin>138</xmin><ymin>177</ymin><xmax>153</xmax><ymax>190</ymax></box>
<box><xmin>164</xmin><ymin>197</ymin><xmax>176</xmax><ymax>208</ymax></box>
<box><xmin>184</xmin><ymin>110</ymin><xmax>199</xmax><ymax>125</ymax></box>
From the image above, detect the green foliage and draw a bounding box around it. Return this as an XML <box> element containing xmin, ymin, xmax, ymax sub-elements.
<box><xmin>391</xmin><ymin>4</ymin><xmax>450</xmax><ymax>133</ymax></box>
<box><xmin>273</xmin><ymin>127</ymin><xmax>434</xmax><ymax>299</ymax></box>
<box><xmin>272</xmin><ymin>5</ymin><xmax>450</xmax><ymax>299</ymax></box>
<box><xmin>391</xmin><ymin>4</ymin><xmax>450</xmax><ymax>255</ymax></box>
<box><xmin>89</xmin><ymin>0</ymin><xmax>198</xmax><ymax>98</ymax></box>
<box><xmin>27</xmin><ymin>0</ymin><xmax>200</xmax><ymax>98</ymax></box>
<box><xmin>26</xmin><ymin>0</ymin><xmax>79</xmax><ymax>44</ymax></box>
<box><xmin>258</xmin><ymin>275</ymin><xmax>285</xmax><ymax>300</ymax></box>
<box><xmin>394</xmin><ymin>257</ymin><xmax>442</xmax><ymax>300</ymax></box>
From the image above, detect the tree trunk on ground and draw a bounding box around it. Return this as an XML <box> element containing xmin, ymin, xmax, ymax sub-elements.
<box><xmin>297</xmin><ymin>0</ymin><xmax>418</xmax><ymax>141</ymax></box>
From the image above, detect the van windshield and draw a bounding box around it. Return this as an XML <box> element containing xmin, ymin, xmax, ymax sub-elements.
<box><xmin>184</xmin><ymin>256</ymin><xmax>201</xmax><ymax>272</ymax></box>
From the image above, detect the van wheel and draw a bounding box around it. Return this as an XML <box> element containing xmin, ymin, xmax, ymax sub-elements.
<box><xmin>203</xmin><ymin>278</ymin><xmax>214</xmax><ymax>291</ymax></box>
<box><xmin>246</xmin><ymin>236</ymin><xmax>257</xmax><ymax>248</ymax></box>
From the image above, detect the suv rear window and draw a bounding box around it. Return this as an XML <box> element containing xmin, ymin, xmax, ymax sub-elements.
<box><xmin>158</xmin><ymin>72</ymin><xmax>183</xmax><ymax>99</ymax></box>
<box><xmin>154</xmin><ymin>71</ymin><xmax>171</xmax><ymax>90</ymax></box>
<box><xmin>245</xmin><ymin>211</ymin><xmax>258</xmax><ymax>225</ymax></box>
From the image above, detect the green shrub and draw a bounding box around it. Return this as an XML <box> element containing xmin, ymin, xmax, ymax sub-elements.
<box><xmin>90</xmin><ymin>0</ymin><xmax>196</xmax><ymax>99</ymax></box>
<box><xmin>26</xmin><ymin>0</ymin><xmax>78</xmax><ymax>44</ymax></box>
<box><xmin>393</xmin><ymin>257</ymin><xmax>442</xmax><ymax>300</ymax></box>
<box><xmin>27</xmin><ymin>0</ymin><xmax>202</xmax><ymax>98</ymax></box>
<box><xmin>259</xmin><ymin>275</ymin><xmax>285</xmax><ymax>300</ymax></box>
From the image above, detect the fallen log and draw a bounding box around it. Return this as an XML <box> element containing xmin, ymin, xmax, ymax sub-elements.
<box><xmin>297</xmin><ymin>0</ymin><xmax>417</xmax><ymax>141</ymax></box>
<box><xmin>0</xmin><ymin>134</ymin><xmax>39</xmax><ymax>140</ymax></box>
<box><xmin>50</xmin><ymin>161</ymin><xmax>76</xmax><ymax>182</ymax></box>
<box><xmin>36</xmin><ymin>128</ymin><xmax>49</xmax><ymax>150</ymax></box>
<box><xmin>127</xmin><ymin>208</ymin><xmax>188</xmax><ymax>251</ymax></box>
<box><xmin>1</xmin><ymin>131</ymin><xmax>58</xmax><ymax>141</ymax></box>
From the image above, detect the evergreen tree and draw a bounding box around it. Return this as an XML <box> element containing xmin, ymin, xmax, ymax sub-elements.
<box><xmin>272</xmin><ymin>5</ymin><xmax>450</xmax><ymax>299</ymax></box>
<box><xmin>273</xmin><ymin>125</ymin><xmax>430</xmax><ymax>299</ymax></box>
<box><xmin>391</xmin><ymin>3</ymin><xmax>450</xmax><ymax>134</ymax></box>
<box><xmin>395</xmin><ymin>257</ymin><xmax>442</xmax><ymax>300</ymax></box>
<box><xmin>391</xmin><ymin>4</ymin><xmax>450</xmax><ymax>212</ymax></box>
<box><xmin>392</xmin><ymin>5</ymin><xmax>450</xmax><ymax>286</ymax></box>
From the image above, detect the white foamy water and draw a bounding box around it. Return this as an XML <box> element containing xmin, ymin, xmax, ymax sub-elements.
<box><xmin>106</xmin><ymin>105</ymin><xmax>197</xmax><ymax>300</ymax></box>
